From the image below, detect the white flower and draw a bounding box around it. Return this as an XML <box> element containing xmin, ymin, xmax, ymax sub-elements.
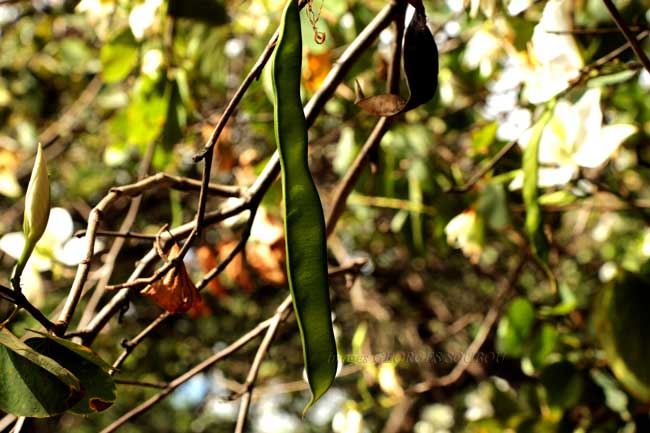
<box><xmin>598</xmin><ymin>262</ymin><xmax>618</xmax><ymax>282</ymax></box>
<box><xmin>445</xmin><ymin>210</ymin><xmax>482</xmax><ymax>263</ymax></box>
<box><xmin>129</xmin><ymin>0</ymin><xmax>163</xmax><ymax>41</ymax></box>
<box><xmin>378</xmin><ymin>363</ymin><xmax>404</xmax><ymax>397</ymax></box>
<box><xmin>0</xmin><ymin>207</ymin><xmax>103</xmax><ymax>271</ymax></box>
<box><xmin>507</xmin><ymin>0</ymin><xmax>533</xmax><ymax>15</ymax></box>
<box><xmin>463</xmin><ymin>27</ymin><xmax>502</xmax><ymax>76</ymax></box>
<box><xmin>642</xmin><ymin>229</ymin><xmax>650</xmax><ymax>257</ymax></box>
<box><xmin>141</xmin><ymin>49</ymin><xmax>163</xmax><ymax>77</ymax></box>
<box><xmin>523</xmin><ymin>0</ymin><xmax>583</xmax><ymax>103</ymax></box>
<box><xmin>510</xmin><ymin>89</ymin><xmax>637</xmax><ymax>189</ymax></box>
<box><xmin>332</xmin><ymin>406</ymin><xmax>364</xmax><ymax>433</ymax></box>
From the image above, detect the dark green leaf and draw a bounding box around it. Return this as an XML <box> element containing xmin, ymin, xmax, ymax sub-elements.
<box><xmin>540</xmin><ymin>361</ymin><xmax>584</xmax><ymax>409</ymax></box>
<box><xmin>0</xmin><ymin>328</ymin><xmax>82</xmax><ymax>417</ymax></box>
<box><xmin>594</xmin><ymin>272</ymin><xmax>650</xmax><ymax>401</ymax></box>
<box><xmin>168</xmin><ymin>0</ymin><xmax>228</xmax><ymax>25</ymax></box>
<box><xmin>26</xmin><ymin>335</ymin><xmax>116</xmax><ymax>414</ymax></box>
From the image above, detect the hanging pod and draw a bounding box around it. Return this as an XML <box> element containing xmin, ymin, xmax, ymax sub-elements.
<box><xmin>356</xmin><ymin>0</ymin><xmax>439</xmax><ymax>116</ymax></box>
<box><xmin>271</xmin><ymin>0</ymin><xmax>338</xmax><ymax>413</ymax></box>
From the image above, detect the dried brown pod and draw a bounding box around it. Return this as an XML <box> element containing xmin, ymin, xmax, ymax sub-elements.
<box><xmin>141</xmin><ymin>243</ymin><xmax>201</xmax><ymax>314</ymax></box>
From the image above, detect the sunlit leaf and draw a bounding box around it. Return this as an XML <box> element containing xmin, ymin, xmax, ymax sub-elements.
<box><xmin>496</xmin><ymin>297</ymin><xmax>535</xmax><ymax>357</ymax></box>
<box><xmin>100</xmin><ymin>29</ymin><xmax>139</xmax><ymax>83</ymax></box>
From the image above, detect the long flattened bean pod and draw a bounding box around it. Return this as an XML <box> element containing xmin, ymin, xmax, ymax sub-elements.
<box><xmin>271</xmin><ymin>0</ymin><xmax>337</xmax><ymax>413</ymax></box>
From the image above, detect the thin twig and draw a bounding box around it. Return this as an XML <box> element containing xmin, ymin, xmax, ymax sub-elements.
<box><xmin>234</xmin><ymin>302</ymin><xmax>289</xmax><ymax>433</ymax></box>
<box><xmin>408</xmin><ymin>256</ymin><xmax>527</xmax><ymax>393</ymax></box>
<box><xmin>601</xmin><ymin>0</ymin><xmax>650</xmax><ymax>74</ymax></box>
<box><xmin>0</xmin><ymin>284</ymin><xmax>57</xmax><ymax>332</ymax></box>
<box><xmin>0</xmin><ymin>414</ymin><xmax>16</xmax><ymax>433</ymax></box>
<box><xmin>449</xmin><ymin>139</ymin><xmax>519</xmax><ymax>193</ymax></box>
<box><xmin>10</xmin><ymin>417</ymin><xmax>25</xmax><ymax>433</ymax></box>
<box><xmin>114</xmin><ymin>379</ymin><xmax>168</xmax><ymax>389</ymax></box>
<box><xmin>77</xmin><ymin>0</ymin><xmax>398</xmax><ymax>344</ymax></box>
<box><xmin>98</xmin><ymin>298</ymin><xmax>293</xmax><ymax>433</ymax></box>
<box><xmin>78</xmin><ymin>139</ymin><xmax>156</xmax><ymax>330</ymax></box>
<box><xmin>74</xmin><ymin>229</ymin><xmax>158</xmax><ymax>240</ymax></box>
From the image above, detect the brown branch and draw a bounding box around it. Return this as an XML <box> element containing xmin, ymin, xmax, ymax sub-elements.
<box><xmin>408</xmin><ymin>255</ymin><xmax>527</xmax><ymax>393</ymax></box>
<box><xmin>76</xmin><ymin>0</ymin><xmax>398</xmax><ymax>344</ymax></box>
<box><xmin>114</xmin><ymin>379</ymin><xmax>168</xmax><ymax>389</ymax></box>
<box><xmin>0</xmin><ymin>284</ymin><xmax>57</xmax><ymax>332</ymax></box>
<box><xmin>98</xmin><ymin>297</ymin><xmax>293</xmax><ymax>433</ymax></box>
<box><xmin>74</xmin><ymin>230</ymin><xmax>158</xmax><ymax>240</ymax></box>
<box><xmin>77</xmin><ymin>139</ymin><xmax>156</xmax><ymax>330</ymax></box>
<box><xmin>601</xmin><ymin>0</ymin><xmax>650</xmax><ymax>74</ymax></box>
<box><xmin>234</xmin><ymin>301</ymin><xmax>290</xmax><ymax>433</ymax></box>
<box><xmin>449</xmin><ymin>138</ymin><xmax>519</xmax><ymax>193</ymax></box>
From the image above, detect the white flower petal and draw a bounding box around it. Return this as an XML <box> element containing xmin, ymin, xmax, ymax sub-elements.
<box><xmin>574</xmin><ymin>124</ymin><xmax>637</xmax><ymax>168</ymax></box>
<box><xmin>537</xmin><ymin>165</ymin><xmax>577</xmax><ymax>187</ymax></box>
<box><xmin>44</xmin><ymin>207</ymin><xmax>74</xmax><ymax>244</ymax></box>
<box><xmin>525</xmin><ymin>0</ymin><xmax>583</xmax><ymax>103</ymax></box>
<box><xmin>55</xmin><ymin>236</ymin><xmax>102</xmax><ymax>267</ymax></box>
<box><xmin>509</xmin><ymin>165</ymin><xmax>577</xmax><ymax>190</ymax></box>
<box><xmin>0</xmin><ymin>232</ymin><xmax>25</xmax><ymax>259</ymax></box>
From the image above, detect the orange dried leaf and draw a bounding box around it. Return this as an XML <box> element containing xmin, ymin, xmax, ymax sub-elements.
<box><xmin>141</xmin><ymin>244</ymin><xmax>201</xmax><ymax>314</ymax></box>
<box><xmin>304</xmin><ymin>50</ymin><xmax>332</xmax><ymax>92</ymax></box>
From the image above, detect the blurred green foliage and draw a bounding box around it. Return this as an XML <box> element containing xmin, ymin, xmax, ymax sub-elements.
<box><xmin>1</xmin><ymin>0</ymin><xmax>650</xmax><ymax>432</ymax></box>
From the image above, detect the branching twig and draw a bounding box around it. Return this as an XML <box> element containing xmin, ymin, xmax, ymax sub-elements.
<box><xmin>98</xmin><ymin>297</ymin><xmax>293</xmax><ymax>433</ymax></box>
<box><xmin>408</xmin><ymin>256</ymin><xmax>527</xmax><ymax>393</ymax></box>
<box><xmin>601</xmin><ymin>0</ymin><xmax>650</xmax><ymax>74</ymax></box>
<box><xmin>0</xmin><ymin>284</ymin><xmax>57</xmax><ymax>332</ymax></box>
<box><xmin>233</xmin><ymin>301</ymin><xmax>290</xmax><ymax>433</ymax></box>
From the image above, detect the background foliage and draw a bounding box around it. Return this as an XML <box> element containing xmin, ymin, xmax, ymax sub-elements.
<box><xmin>2</xmin><ymin>0</ymin><xmax>650</xmax><ymax>432</ymax></box>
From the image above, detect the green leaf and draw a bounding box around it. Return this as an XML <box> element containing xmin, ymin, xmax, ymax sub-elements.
<box><xmin>526</xmin><ymin>324</ymin><xmax>558</xmax><ymax>371</ymax></box>
<box><xmin>272</xmin><ymin>0</ymin><xmax>337</xmax><ymax>413</ymax></box>
<box><xmin>100</xmin><ymin>29</ymin><xmax>139</xmax><ymax>83</ymax></box>
<box><xmin>471</xmin><ymin>121</ymin><xmax>498</xmax><ymax>156</ymax></box>
<box><xmin>522</xmin><ymin>109</ymin><xmax>553</xmax><ymax>263</ymax></box>
<box><xmin>496</xmin><ymin>297</ymin><xmax>536</xmax><ymax>357</ymax></box>
<box><xmin>540</xmin><ymin>361</ymin><xmax>584</xmax><ymax>409</ymax></box>
<box><xmin>0</xmin><ymin>328</ymin><xmax>82</xmax><ymax>417</ymax></box>
<box><xmin>26</xmin><ymin>334</ymin><xmax>116</xmax><ymax>413</ymax></box>
<box><xmin>155</xmin><ymin>79</ymin><xmax>186</xmax><ymax>170</ymax></box>
<box><xmin>478</xmin><ymin>183</ymin><xmax>509</xmax><ymax>230</ymax></box>
<box><xmin>594</xmin><ymin>272</ymin><xmax>650</xmax><ymax>401</ymax></box>
<box><xmin>590</xmin><ymin>369</ymin><xmax>629</xmax><ymax>415</ymax></box>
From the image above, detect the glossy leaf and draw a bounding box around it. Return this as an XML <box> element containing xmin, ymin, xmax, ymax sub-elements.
<box><xmin>26</xmin><ymin>334</ymin><xmax>116</xmax><ymax>414</ymax></box>
<box><xmin>594</xmin><ymin>272</ymin><xmax>650</xmax><ymax>401</ymax></box>
<box><xmin>271</xmin><ymin>0</ymin><xmax>337</xmax><ymax>413</ymax></box>
<box><xmin>0</xmin><ymin>328</ymin><xmax>82</xmax><ymax>417</ymax></box>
